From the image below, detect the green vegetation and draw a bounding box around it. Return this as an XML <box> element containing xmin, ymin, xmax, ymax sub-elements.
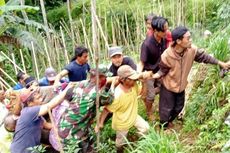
<box><xmin>0</xmin><ymin>0</ymin><xmax>230</xmax><ymax>152</ymax></box>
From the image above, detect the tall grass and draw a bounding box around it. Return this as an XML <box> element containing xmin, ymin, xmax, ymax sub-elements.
<box><xmin>126</xmin><ymin>128</ymin><xmax>183</xmax><ymax>153</ymax></box>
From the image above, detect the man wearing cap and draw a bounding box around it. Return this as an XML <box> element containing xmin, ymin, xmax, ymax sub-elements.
<box><xmin>54</xmin><ymin>46</ymin><xmax>90</xmax><ymax>86</ymax></box>
<box><xmin>39</xmin><ymin>67</ymin><xmax>67</xmax><ymax>86</ymax></box>
<box><xmin>108</xmin><ymin>46</ymin><xmax>136</xmax><ymax>76</ymax></box>
<box><xmin>10</xmin><ymin>83</ymin><xmax>73</xmax><ymax>153</ymax></box>
<box><xmin>152</xmin><ymin>26</ymin><xmax>230</xmax><ymax>129</ymax></box>
<box><xmin>139</xmin><ymin>16</ymin><xmax>169</xmax><ymax>121</ymax></box>
<box><xmin>57</xmin><ymin>66</ymin><xmax>113</xmax><ymax>153</ymax></box>
<box><xmin>96</xmin><ymin>65</ymin><xmax>150</xmax><ymax>152</ymax></box>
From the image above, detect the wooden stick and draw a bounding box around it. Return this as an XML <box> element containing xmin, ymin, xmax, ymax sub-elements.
<box><xmin>11</xmin><ymin>53</ymin><xmax>18</xmax><ymax>75</ymax></box>
<box><xmin>0</xmin><ymin>51</ymin><xmax>24</xmax><ymax>72</ymax></box>
<box><xmin>0</xmin><ymin>80</ymin><xmax>8</xmax><ymax>90</ymax></box>
<box><xmin>60</xmin><ymin>26</ymin><xmax>69</xmax><ymax>64</ymax></box>
<box><xmin>0</xmin><ymin>67</ymin><xmax>17</xmax><ymax>85</ymax></box>
<box><xmin>91</xmin><ymin>7</ymin><xmax>109</xmax><ymax>50</ymax></box>
<box><xmin>43</xmin><ymin>40</ymin><xmax>52</xmax><ymax>67</ymax></box>
<box><xmin>0</xmin><ymin>76</ymin><xmax>11</xmax><ymax>89</ymax></box>
<box><xmin>80</xmin><ymin>19</ymin><xmax>94</xmax><ymax>65</ymax></box>
<box><xmin>39</xmin><ymin>0</ymin><xmax>51</xmax><ymax>43</ymax></box>
<box><xmin>31</xmin><ymin>42</ymin><xmax>40</xmax><ymax>80</ymax></box>
<box><xmin>67</xmin><ymin>0</ymin><xmax>75</xmax><ymax>53</ymax></box>
<box><xmin>19</xmin><ymin>49</ymin><xmax>26</xmax><ymax>73</ymax></box>
<box><xmin>47</xmin><ymin>107</ymin><xmax>64</xmax><ymax>153</ymax></box>
<box><xmin>91</xmin><ymin>0</ymin><xmax>100</xmax><ymax>150</ymax></box>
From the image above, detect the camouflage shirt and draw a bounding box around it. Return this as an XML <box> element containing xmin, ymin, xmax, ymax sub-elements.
<box><xmin>58</xmin><ymin>80</ymin><xmax>98</xmax><ymax>147</ymax></box>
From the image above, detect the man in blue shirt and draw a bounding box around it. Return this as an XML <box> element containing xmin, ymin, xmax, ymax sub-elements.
<box><xmin>12</xmin><ymin>71</ymin><xmax>27</xmax><ymax>90</ymax></box>
<box><xmin>39</xmin><ymin>67</ymin><xmax>68</xmax><ymax>86</ymax></box>
<box><xmin>54</xmin><ymin>46</ymin><xmax>90</xmax><ymax>86</ymax></box>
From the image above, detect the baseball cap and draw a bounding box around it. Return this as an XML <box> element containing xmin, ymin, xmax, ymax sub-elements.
<box><xmin>108</xmin><ymin>46</ymin><xmax>123</xmax><ymax>58</ymax></box>
<box><xmin>117</xmin><ymin>65</ymin><xmax>140</xmax><ymax>80</ymax></box>
<box><xmin>20</xmin><ymin>88</ymin><xmax>37</xmax><ymax>103</ymax></box>
<box><xmin>172</xmin><ymin>26</ymin><xmax>189</xmax><ymax>41</ymax></box>
<box><xmin>45</xmin><ymin>67</ymin><xmax>57</xmax><ymax>81</ymax></box>
<box><xmin>24</xmin><ymin>76</ymin><xmax>36</xmax><ymax>89</ymax></box>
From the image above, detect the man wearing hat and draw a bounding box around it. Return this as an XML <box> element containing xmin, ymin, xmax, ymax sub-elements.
<box><xmin>39</xmin><ymin>67</ymin><xmax>68</xmax><ymax>86</ymax></box>
<box><xmin>96</xmin><ymin>65</ymin><xmax>150</xmax><ymax>152</ymax></box>
<box><xmin>39</xmin><ymin>67</ymin><xmax>57</xmax><ymax>86</ymax></box>
<box><xmin>108</xmin><ymin>46</ymin><xmax>136</xmax><ymax>76</ymax></box>
<box><xmin>152</xmin><ymin>26</ymin><xmax>230</xmax><ymax>129</ymax></box>
<box><xmin>10</xmin><ymin>83</ymin><xmax>74</xmax><ymax>153</ymax></box>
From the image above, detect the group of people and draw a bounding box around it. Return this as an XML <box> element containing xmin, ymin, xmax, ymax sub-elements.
<box><xmin>0</xmin><ymin>13</ymin><xmax>230</xmax><ymax>153</ymax></box>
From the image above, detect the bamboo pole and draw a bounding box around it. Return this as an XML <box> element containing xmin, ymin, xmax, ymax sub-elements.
<box><xmin>91</xmin><ymin>7</ymin><xmax>109</xmax><ymax>50</ymax></box>
<box><xmin>80</xmin><ymin>19</ymin><xmax>94</xmax><ymax>64</ymax></box>
<box><xmin>91</xmin><ymin>0</ymin><xmax>100</xmax><ymax>150</ymax></box>
<box><xmin>0</xmin><ymin>76</ymin><xmax>11</xmax><ymax>89</ymax></box>
<box><xmin>111</xmin><ymin>17</ymin><xmax>117</xmax><ymax>46</ymax></box>
<box><xmin>67</xmin><ymin>0</ymin><xmax>75</xmax><ymax>53</ymax></box>
<box><xmin>0</xmin><ymin>68</ymin><xmax>17</xmax><ymax>85</ymax></box>
<box><xmin>47</xmin><ymin>107</ymin><xmax>64</xmax><ymax>153</ymax></box>
<box><xmin>19</xmin><ymin>49</ymin><xmax>26</xmax><ymax>73</ymax></box>
<box><xmin>54</xmin><ymin>35</ymin><xmax>61</xmax><ymax>71</ymax></box>
<box><xmin>11</xmin><ymin>53</ymin><xmax>18</xmax><ymax>75</ymax></box>
<box><xmin>43</xmin><ymin>40</ymin><xmax>52</xmax><ymax>67</ymax></box>
<box><xmin>60</xmin><ymin>26</ymin><xmax>70</xmax><ymax>64</ymax></box>
<box><xmin>0</xmin><ymin>51</ymin><xmax>24</xmax><ymax>72</ymax></box>
<box><xmin>31</xmin><ymin>42</ymin><xmax>39</xmax><ymax>80</ymax></box>
<box><xmin>39</xmin><ymin>0</ymin><xmax>51</xmax><ymax>42</ymax></box>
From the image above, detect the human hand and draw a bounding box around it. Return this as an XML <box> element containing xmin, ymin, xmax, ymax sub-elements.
<box><xmin>152</xmin><ymin>73</ymin><xmax>161</xmax><ymax>79</ymax></box>
<box><xmin>95</xmin><ymin>123</ymin><xmax>103</xmax><ymax>133</ymax></box>
<box><xmin>219</xmin><ymin>61</ymin><xmax>230</xmax><ymax>70</ymax></box>
<box><xmin>142</xmin><ymin>71</ymin><xmax>153</xmax><ymax>79</ymax></box>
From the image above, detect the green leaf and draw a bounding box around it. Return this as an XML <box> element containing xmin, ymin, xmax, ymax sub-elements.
<box><xmin>0</xmin><ymin>5</ymin><xmax>39</xmax><ymax>13</ymax></box>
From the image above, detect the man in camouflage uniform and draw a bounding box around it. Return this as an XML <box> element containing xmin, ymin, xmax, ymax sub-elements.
<box><xmin>58</xmin><ymin>66</ymin><xmax>112</xmax><ymax>153</ymax></box>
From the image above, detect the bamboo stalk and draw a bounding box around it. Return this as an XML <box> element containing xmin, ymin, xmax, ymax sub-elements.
<box><xmin>91</xmin><ymin>6</ymin><xmax>109</xmax><ymax>50</ymax></box>
<box><xmin>91</xmin><ymin>0</ymin><xmax>100</xmax><ymax>150</ymax></box>
<box><xmin>0</xmin><ymin>76</ymin><xmax>11</xmax><ymax>89</ymax></box>
<box><xmin>39</xmin><ymin>0</ymin><xmax>51</xmax><ymax>43</ymax></box>
<box><xmin>43</xmin><ymin>40</ymin><xmax>52</xmax><ymax>67</ymax></box>
<box><xmin>47</xmin><ymin>107</ymin><xmax>64</xmax><ymax>153</ymax></box>
<box><xmin>80</xmin><ymin>19</ymin><xmax>94</xmax><ymax>64</ymax></box>
<box><xmin>11</xmin><ymin>53</ymin><xmax>18</xmax><ymax>75</ymax></box>
<box><xmin>60</xmin><ymin>26</ymin><xmax>69</xmax><ymax>64</ymax></box>
<box><xmin>0</xmin><ymin>51</ymin><xmax>24</xmax><ymax>72</ymax></box>
<box><xmin>67</xmin><ymin>0</ymin><xmax>75</xmax><ymax>53</ymax></box>
<box><xmin>19</xmin><ymin>49</ymin><xmax>26</xmax><ymax>73</ymax></box>
<box><xmin>111</xmin><ymin>17</ymin><xmax>117</xmax><ymax>46</ymax></box>
<box><xmin>0</xmin><ymin>68</ymin><xmax>17</xmax><ymax>85</ymax></box>
<box><xmin>31</xmin><ymin>42</ymin><xmax>40</xmax><ymax>80</ymax></box>
<box><xmin>54</xmin><ymin>36</ymin><xmax>61</xmax><ymax>71</ymax></box>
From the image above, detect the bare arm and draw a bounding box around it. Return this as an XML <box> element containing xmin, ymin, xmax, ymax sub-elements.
<box><xmin>39</xmin><ymin>83</ymin><xmax>74</xmax><ymax>116</ymax></box>
<box><xmin>137</xmin><ymin>61</ymin><xmax>144</xmax><ymax>73</ymax></box>
<box><xmin>54</xmin><ymin>69</ymin><xmax>69</xmax><ymax>86</ymax></box>
<box><xmin>95</xmin><ymin>107</ymin><xmax>110</xmax><ymax>133</ymax></box>
<box><xmin>218</xmin><ymin>60</ymin><xmax>230</xmax><ymax>69</ymax></box>
<box><xmin>43</xmin><ymin>120</ymin><xmax>52</xmax><ymax>130</ymax></box>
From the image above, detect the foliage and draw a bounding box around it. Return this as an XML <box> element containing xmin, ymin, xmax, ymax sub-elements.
<box><xmin>126</xmin><ymin>127</ymin><xmax>183</xmax><ymax>153</ymax></box>
<box><xmin>27</xmin><ymin>145</ymin><xmax>47</xmax><ymax>153</ymax></box>
<box><xmin>182</xmin><ymin>24</ymin><xmax>230</xmax><ymax>152</ymax></box>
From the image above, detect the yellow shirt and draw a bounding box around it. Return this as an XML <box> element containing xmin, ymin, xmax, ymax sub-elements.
<box><xmin>106</xmin><ymin>83</ymin><xmax>139</xmax><ymax>131</ymax></box>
